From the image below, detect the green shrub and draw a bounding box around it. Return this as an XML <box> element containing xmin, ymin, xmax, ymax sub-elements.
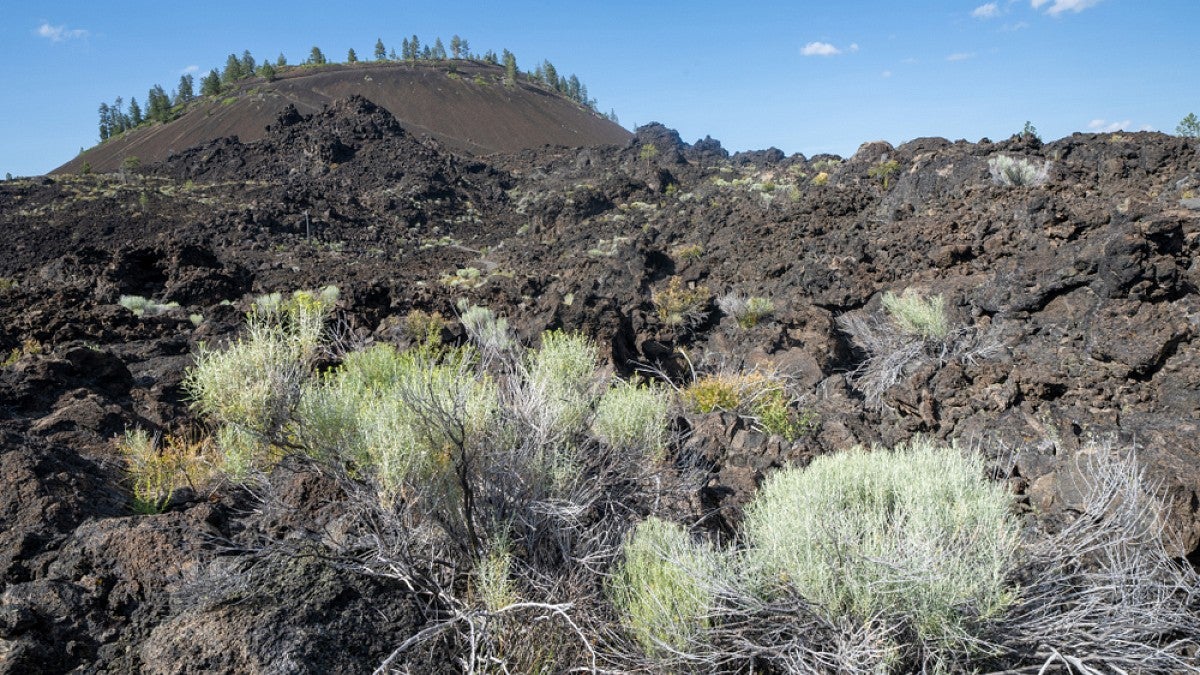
<box><xmin>610</xmin><ymin>517</ymin><xmax>718</xmax><ymax>656</ymax></box>
<box><xmin>653</xmin><ymin>276</ymin><xmax>711</xmax><ymax>329</ymax></box>
<box><xmin>293</xmin><ymin>341</ymin><xmax>496</xmax><ymax>493</ymax></box>
<box><xmin>591</xmin><ymin>379</ymin><xmax>671</xmax><ymax>459</ymax></box>
<box><xmin>868</xmin><ymin>158</ymin><xmax>901</xmax><ymax>189</ymax></box>
<box><xmin>752</xmin><ymin>388</ymin><xmax>815</xmax><ymax>442</ymax></box>
<box><xmin>671</xmin><ymin>243</ymin><xmax>704</xmax><ymax>262</ymax></box>
<box><xmin>743</xmin><ymin>439</ymin><xmax>1019</xmax><ymax>660</ymax></box>
<box><xmin>183</xmin><ymin>290</ymin><xmax>335</xmax><ymax>471</ymax></box>
<box><xmin>117</xmin><ymin>429</ymin><xmax>217</xmax><ymax>513</ymax></box>
<box><xmin>882</xmin><ymin>289</ymin><xmax>949</xmax><ymax>340</ymax></box>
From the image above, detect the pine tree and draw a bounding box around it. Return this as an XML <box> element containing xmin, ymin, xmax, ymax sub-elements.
<box><xmin>129</xmin><ymin>97</ymin><xmax>143</xmax><ymax>126</ymax></box>
<box><xmin>422</xmin><ymin>45</ymin><xmax>432</xmax><ymax>60</ymax></box>
<box><xmin>502</xmin><ymin>49</ymin><xmax>517</xmax><ymax>83</ymax></box>
<box><xmin>568</xmin><ymin>74</ymin><xmax>582</xmax><ymax>102</ymax></box>
<box><xmin>222</xmin><ymin>54</ymin><xmax>243</xmax><ymax>84</ymax></box>
<box><xmin>176</xmin><ymin>74</ymin><xmax>195</xmax><ymax>104</ymax></box>
<box><xmin>432</xmin><ymin>38</ymin><xmax>446</xmax><ymax>60</ymax></box>
<box><xmin>1178</xmin><ymin>113</ymin><xmax>1200</xmax><ymax>138</ymax></box>
<box><xmin>410</xmin><ymin>35</ymin><xmax>421</xmax><ymax>60</ymax></box>
<box><xmin>542</xmin><ymin>61</ymin><xmax>558</xmax><ymax>90</ymax></box>
<box><xmin>347</xmin><ymin>48</ymin><xmax>358</xmax><ymax>63</ymax></box>
<box><xmin>401</xmin><ymin>38</ymin><xmax>411</xmax><ymax>60</ymax></box>
<box><xmin>276</xmin><ymin>53</ymin><xmax>287</xmax><ymax>67</ymax></box>
<box><xmin>113</xmin><ymin>96</ymin><xmax>127</xmax><ymax>133</ymax></box>
<box><xmin>450</xmin><ymin>35</ymin><xmax>463</xmax><ymax>59</ymax></box>
<box><xmin>259</xmin><ymin>62</ymin><xmax>277</xmax><ymax>81</ymax></box>
<box><xmin>483</xmin><ymin>49</ymin><xmax>498</xmax><ymax>65</ymax></box>
<box><xmin>389</xmin><ymin>47</ymin><xmax>398</xmax><ymax>60</ymax></box>
<box><xmin>375</xmin><ymin>38</ymin><xmax>387</xmax><ymax>61</ymax></box>
<box><xmin>241</xmin><ymin>50</ymin><xmax>256</xmax><ymax>76</ymax></box>
<box><xmin>201</xmin><ymin>69</ymin><xmax>221</xmax><ymax>96</ymax></box>
<box><xmin>459</xmin><ymin>38</ymin><xmax>470</xmax><ymax>58</ymax></box>
<box><xmin>307</xmin><ymin>46</ymin><xmax>327</xmax><ymax>65</ymax></box>
<box><xmin>98</xmin><ymin>102</ymin><xmax>111</xmax><ymax>140</ymax></box>
<box><xmin>147</xmin><ymin>85</ymin><xmax>171</xmax><ymax>123</ymax></box>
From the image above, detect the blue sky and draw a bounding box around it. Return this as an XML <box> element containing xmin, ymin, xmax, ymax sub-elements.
<box><xmin>1</xmin><ymin>0</ymin><xmax>1194</xmax><ymax>176</ymax></box>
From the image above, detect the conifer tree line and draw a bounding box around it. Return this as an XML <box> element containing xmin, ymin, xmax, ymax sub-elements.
<box><xmin>97</xmin><ymin>35</ymin><xmax>617</xmax><ymax>142</ymax></box>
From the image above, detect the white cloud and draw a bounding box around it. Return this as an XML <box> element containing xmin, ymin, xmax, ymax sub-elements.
<box><xmin>849</xmin><ymin>43</ymin><xmax>860</xmax><ymax>53</ymax></box>
<box><xmin>182</xmin><ymin>65</ymin><xmax>200</xmax><ymax>75</ymax></box>
<box><xmin>1087</xmin><ymin>118</ymin><xmax>1132</xmax><ymax>132</ymax></box>
<box><xmin>36</xmin><ymin>22</ymin><xmax>88</xmax><ymax>42</ymax></box>
<box><xmin>801</xmin><ymin>41</ymin><xmax>842</xmax><ymax>57</ymax></box>
<box><xmin>946</xmin><ymin>52</ymin><xmax>975</xmax><ymax>61</ymax></box>
<box><xmin>1032</xmin><ymin>0</ymin><xmax>1101</xmax><ymax>16</ymax></box>
<box><xmin>882</xmin><ymin>70</ymin><xmax>893</xmax><ymax>78</ymax></box>
<box><xmin>1001</xmin><ymin>21</ymin><xmax>1030</xmax><ymax>31</ymax></box>
<box><xmin>972</xmin><ymin>3</ymin><xmax>1001</xmax><ymax>18</ymax></box>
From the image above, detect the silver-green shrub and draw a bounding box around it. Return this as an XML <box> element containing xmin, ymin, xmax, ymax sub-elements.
<box><xmin>522</xmin><ymin>330</ymin><xmax>601</xmax><ymax>441</ymax></box>
<box><xmin>610</xmin><ymin>517</ymin><xmax>719</xmax><ymax>656</ymax></box>
<box><xmin>591</xmin><ymin>380</ymin><xmax>671</xmax><ymax>460</ymax></box>
<box><xmin>881</xmin><ymin>289</ymin><xmax>949</xmax><ymax>339</ymax></box>
<box><xmin>988</xmin><ymin>154</ymin><xmax>1050</xmax><ymax>187</ymax></box>
<box><xmin>743</xmin><ymin>439</ymin><xmax>1020</xmax><ymax>663</ymax></box>
<box><xmin>119</xmin><ymin>294</ymin><xmax>180</xmax><ymax>317</ymax></box>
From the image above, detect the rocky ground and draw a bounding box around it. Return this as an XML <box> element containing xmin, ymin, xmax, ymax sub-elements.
<box><xmin>1</xmin><ymin>97</ymin><xmax>1198</xmax><ymax>672</ymax></box>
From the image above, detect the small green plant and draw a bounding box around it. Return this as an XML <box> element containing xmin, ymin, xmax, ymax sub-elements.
<box><xmin>652</xmin><ymin>277</ymin><xmax>711</xmax><ymax>329</ymax></box>
<box><xmin>718</xmin><ymin>293</ymin><xmax>775</xmax><ymax>328</ymax></box>
<box><xmin>117</xmin><ymin>429</ymin><xmax>217</xmax><ymax>514</ymax></box>
<box><xmin>440</xmin><ymin>266</ymin><xmax>483</xmax><ymax>288</ymax></box>
<box><xmin>475</xmin><ymin>539</ymin><xmax>519</xmax><ymax>613</ymax></box>
<box><xmin>671</xmin><ymin>243</ymin><xmax>704</xmax><ymax>262</ymax></box>
<box><xmin>868</xmin><ymin>159</ymin><xmax>900</xmax><ymax>190</ymax></box>
<box><xmin>610</xmin><ymin>517</ymin><xmax>718</xmax><ymax>656</ymax></box>
<box><xmin>988</xmin><ymin>155</ymin><xmax>1050</xmax><ymax>187</ymax></box>
<box><xmin>0</xmin><ymin>278</ymin><xmax>16</xmax><ymax>294</ymax></box>
<box><xmin>638</xmin><ymin>143</ymin><xmax>659</xmax><ymax>161</ymax></box>
<box><xmin>2</xmin><ymin>338</ymin><xmax>43</xmax><ymax>367</ymax></box>
<box><xmin>881</xmin><ymin>289</ymin><xmax>949</xmax><ymax>340</ymax></box>
<box><xmin>119</xmin><ymin>295</ymin><xmax>181</xmax><ymax>317</ymax></box>
<box><xmin>1020</xmin><ymin>120</ymin><xmax>1041</xmax><ymax>142</ymax></box>
<box><xmin>460</xmin><ymin>303</ymin><xmax>514</xmax><ymax>353</ymax></box>
<box><xmin>753</xmin><ymin>388</ymin><xmax>816</xmax><ymax>442</ymax></box>
<box><xmin>591</xmin><ymin>379</ymin><xmax>671</xmax><ymax>460</ymax></box>
<box><xmin>188</xmin><ymin>313</ymin><xmax>204</xmax><ymax>327</ymax></box>
<box><xmin>403</xmin><ymin>309</ymin><xmax>447</xmax><ymax>345</ymax></box>
<box><xmin>683</xmin><ymin>370</ymin><xmax>809</xmax><ymax>440</ymax></box>
<box><xmin>743</xmin><ymin>439</ymin><xmax>1020</xmax><ymax>664</ymax></box>
<box><xmin>812</xmin><ymin>171</ymin><xmax>829</xmax><ymax>186</ymax></box>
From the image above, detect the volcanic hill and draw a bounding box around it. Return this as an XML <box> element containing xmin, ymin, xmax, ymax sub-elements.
<box><xmin>2</xmin><ymin>95</ymin><xmax>1199</xmax><ymax>672</ymax></box>
<box><xmin>54</xmin><ymin>61</ymin><xmax>630</xmax><ymax>174</ymax></box>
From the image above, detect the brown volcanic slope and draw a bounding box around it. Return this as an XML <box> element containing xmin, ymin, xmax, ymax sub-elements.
<box><xmin>53</xmin><ymin>61</ymin><xmax>630</xmax><ymax>174</ymax></box>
